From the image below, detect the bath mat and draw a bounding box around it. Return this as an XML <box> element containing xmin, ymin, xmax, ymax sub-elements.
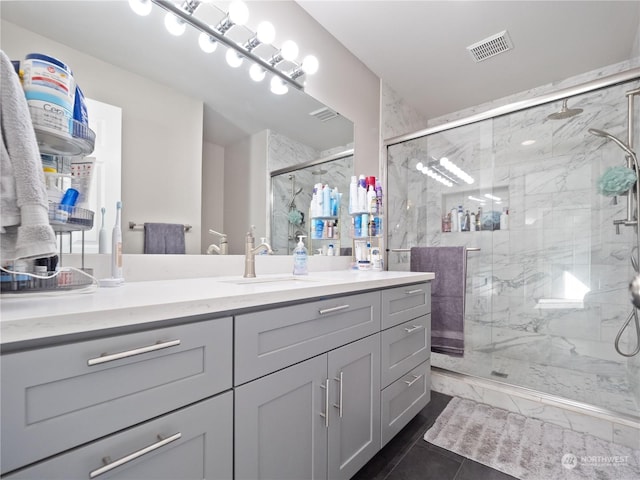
<box><xmin>424</xmin><ymin>397</ymin><xmax>640</xmax><ymax>480</ymax></box>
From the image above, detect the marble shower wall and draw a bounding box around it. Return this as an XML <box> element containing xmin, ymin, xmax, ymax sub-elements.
<box><xmin>386</xmin><ymin>62</ymin><xmax>640</xmax><ymax>416</ymax></box>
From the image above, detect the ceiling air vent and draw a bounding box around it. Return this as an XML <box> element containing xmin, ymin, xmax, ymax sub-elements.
<box><xmin>309</xmin><ymin>107</ymin><xmax>339</xmax><ymax>122</ymax></box>
<box><xmin>466</xmin><ymin>30</ymin><xmax>513</xmax><ymax>63</ymax></box>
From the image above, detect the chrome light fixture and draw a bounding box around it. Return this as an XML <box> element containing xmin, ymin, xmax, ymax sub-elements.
<box><xmin>133</xmin><ymin>0</ymin><xmax>318</xmax><ymax>94</ymax></box>
<box><xmin>163</xmin><ymin>0</ymin><xmax>201</xmax><ymax>36</ymax></box>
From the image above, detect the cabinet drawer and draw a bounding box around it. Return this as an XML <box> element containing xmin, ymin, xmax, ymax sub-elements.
<box><xmin>5</xmin><ymin>392</ymin><xmax>233</xmax><ymax>480</ymax></box>
<box><xmin>381</xmin><ymin>282</ymin><xmax>430</xmax><ymax>329</ymax></box>
<box><xmin>235</xmin><ymin>292</ymin><xmax>380</xmax><ymax>385</ymax></box>
<box><xmin>381</xmin><ymin>314</ymin><xmax>430</xmax><ymax>388</ymax></box>
<box><xmin>1</xmin><ymin>318</ymin><xmax>232</xmax><ymax>474</ymax></box>
<box><xmin>381</xmin><ymin>360</ymin><xmax>430</xmax><ymax>448</ymax></box>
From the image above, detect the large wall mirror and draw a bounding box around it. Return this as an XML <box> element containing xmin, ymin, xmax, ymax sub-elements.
<box><xmin>0</xmin><ymin>0</ymin><xmax>354</xmax><ymax>255</ymax></box>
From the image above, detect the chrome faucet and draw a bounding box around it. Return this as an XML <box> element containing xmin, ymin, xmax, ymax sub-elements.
<box><xmin>244</xmin><ymin>227</ymin><xmax>272</xmax><ymax>278</ymax></box>
<box><xmin>207</xmin><ymin>229</ymin><xmax>228</xmax><ymax>255</ymax></box>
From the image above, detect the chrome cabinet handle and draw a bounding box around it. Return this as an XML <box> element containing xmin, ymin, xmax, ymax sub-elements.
<box><xmin>319</xmin><ymin>304</ymin><xmax>350</xmax><ymax>315</ymax></box>
<box><xmin>404</xmin><ymin>325</ymin><xmax>424</xmax><ymax>334</ymax></box>
<box><xmin>88</xmin><ymin>339</ymin><xmax>181</xmax><ymax>366</ymax></box>
<box><xmin>332</xmin><ymin>372</ymin><xmax>343</xmax><ymax>418</ymax></box>
<box><xmin>405</xmin><ymin>289</ymin><xmax>423</xmax><ymax>295</ymax></box>
<box><xmin>89</xmin><ymin>432</ymin><xmax>181</xmax><ymax>478</ymax></box>
<box><xmin>319</xmin><ymin>378</ymin><xmax>330</xmax><ymax>428</ymax></box>
<box><xmin>404</xmin><ymin>374</ymin><xmax>422</xmax><ymax>388</ymax></box>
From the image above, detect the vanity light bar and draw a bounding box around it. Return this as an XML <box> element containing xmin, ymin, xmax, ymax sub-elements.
<box><xmin>151</xmin><ymin>0</ymin><xmax>305</xmax><ymax>91</ymax></box>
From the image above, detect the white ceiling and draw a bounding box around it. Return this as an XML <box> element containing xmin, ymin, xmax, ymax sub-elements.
<box><xmin>298</xmin><ymin>0</ymin><xmax>640</xmax><ymax>121</ymax></box>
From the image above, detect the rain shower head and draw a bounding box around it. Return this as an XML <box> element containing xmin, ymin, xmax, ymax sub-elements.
<box><xmin>547</xmin><ymin>99</ymin><xmax>583</xmax><ymax>120</ymax></box>
<box><xmin>588</xmin><ymin>128</ymin><xmax>638</xmax><ymax>161</ymax></box>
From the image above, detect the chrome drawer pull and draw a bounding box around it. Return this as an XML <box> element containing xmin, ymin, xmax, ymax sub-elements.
<box><xmin>89</xmin><ymin>432</ymin><xmax>181</xmax><ymax>478</ymax></box>
<box><xmin>88</xmin><ymin>339</ymin><xmax>181</xmax><ymax>366</ymax></box>
<box><xmin>319</xmin><ymin>378</ymin><xmax>330</xmax><ymax>428</ymax></box>
<box><xmin>404</xmin><ymin>325</ymin><xmax>424</xmax><ymax>334</ymax></box>
<box><xmin>404</xmin><ymin>374</ymin><xmax>422</xmax><ymax>387</ymax></box>
<box><xmin>332</xmin><ymin>372</ymin><xmax>343</xmax><ymax>418</ymax></box>
<box><xmin>405</xmin><ymin>289</ymin><xmax>423</xmax><ymax>295</ymax></box>
<box><xmin>318</xmin><ymin>304</ymin><xmax>350</xmax><ymax>315</ymax></box>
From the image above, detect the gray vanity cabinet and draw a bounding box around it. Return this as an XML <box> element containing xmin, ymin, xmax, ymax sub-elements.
<box><xmin>1</xmin><ymin>317</ymin><xmax>233</xmax><ymax>478</ymax></box>
<box><xmin>234</xmin><ymin>290</ymin><xmax>381</xmax><ymax>479</ymax></box>
<box><xmin>379</xmin><ymin>283</ymin><xmax>432</xmax><ymax>447</ymax></box>
<box><xmin>5</xmin><ymin>393</ymin><xmax>233</xmax><ymax>479</ymax></box>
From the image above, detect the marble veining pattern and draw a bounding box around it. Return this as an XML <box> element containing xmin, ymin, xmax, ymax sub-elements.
<box><xmin>386</xmin><ymin>59</ymin><xmax>640</xmax><ymax>419</ymax></box>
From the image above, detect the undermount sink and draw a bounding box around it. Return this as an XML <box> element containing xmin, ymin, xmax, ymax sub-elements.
<box><xmin>220</xmin><ymin>275</ymin><xmax>320</xmax><ymax>285</ymax></box>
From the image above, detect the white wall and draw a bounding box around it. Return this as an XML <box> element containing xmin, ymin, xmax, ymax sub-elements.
<box><xmin>1</xmin><ymin>20</ymin><xmax>204</xmax><ymax>254</ymax></box>
<box><xmin>223</xmin><ymin>130</ymin><xmax>269</xmax><ymax>253</ymax></box>
<box><xmin>247</xmin><ymin>1</ymin><xmax>381</xmax><ymax>177</ymax></box>
<box><xmin>201</xmin><ymin>141</ymin><xmax>225</xmax><ymax>253</ymax></box>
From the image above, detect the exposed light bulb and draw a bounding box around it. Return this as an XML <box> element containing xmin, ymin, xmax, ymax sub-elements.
<box><xmin>129</xmin><ymin>0</ymin><xmax>152</xmax><ymax>16</ymax></box>
<box><xmin>301</xmin><ymin>55</ymin><xmax>319</xmax><ymax>75</ymax></box>
<box><xmin>249</xmin><ymin>64</ymin><xmax>266</xmax><ymax>82</ymax></box>
<box><xmin>226</xmin><ymin>48</ymin><xmax>243</xmax><ymax>68</ymax></box>
<box><xmin>256</xmin><ymin>21</ymin><xmax>276</xmax><ymax>44</ymax></box>
<box><xmin>198</xmin><ymin>30</ymin><xmax>218</xmax><ymax>53</ymax></box>
<box><xmin>415</xmin><ymin>162</ymin><xmax>424</xmax><ymax>171</ymax></box>
<box><xmin>228</xmin><ymin>0</ymin><xmax>249</xmax><ymax>26</ymax></box>
<box><xmin>164</xmin><ymin>12</ymin><xmax>186</xmax><ymax>36</ymax></box>
<box><xmin>270</xmin><ymin>76</ymin><xmax>288</xmax><ymax>95</ymax></box>
<box><xmin>280</xmin><ymin>40</ymin><xmax>299</xmax><ymax>61</ymax></box>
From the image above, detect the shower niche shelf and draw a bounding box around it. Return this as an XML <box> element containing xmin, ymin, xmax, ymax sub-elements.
<box><xmin>441</xmin><ymin>185</ymin><xmax>509</xmax><ymax>232</ymax></box>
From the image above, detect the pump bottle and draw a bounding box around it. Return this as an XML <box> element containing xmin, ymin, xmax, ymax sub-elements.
<box><xmin>293</xmin><ymin>235</ymin><xmax>308</xmax><ymax>275</ymax></box>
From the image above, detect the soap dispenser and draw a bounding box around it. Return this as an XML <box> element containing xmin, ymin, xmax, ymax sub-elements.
<box><xmin>293</xmin><ymin>235</ymin><xmax>308</xmax><ymax>275</ymax></box>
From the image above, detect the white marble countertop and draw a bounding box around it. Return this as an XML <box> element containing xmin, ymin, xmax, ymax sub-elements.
<box><xmin>0</xmin><ymin>270</ymin><xmax>433</xmax><ymax>347</ymax></box>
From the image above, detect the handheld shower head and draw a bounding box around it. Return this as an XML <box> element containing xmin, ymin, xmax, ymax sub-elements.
<box><xmin>588</xmin><ymin>128</ymin><xmax>638</xmax><ymax>162</ymax></box>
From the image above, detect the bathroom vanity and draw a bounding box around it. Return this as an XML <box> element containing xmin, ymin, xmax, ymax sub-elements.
<box><xmin>0</xmin><ymin>270</ymin><xmax>433</xmax><ymax>479</ymax></box>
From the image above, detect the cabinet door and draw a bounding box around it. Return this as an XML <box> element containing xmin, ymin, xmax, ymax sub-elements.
<box><xmin>327</xmin><ymin>334</ymin><xmax>381</xmax><ymax>480</ymax></box>
<box><xmin>381</xmin><ymin>360</ymin><xmax>431</xmax><ymax>447</ymax></box>
<box><xmin>1</xmin><ymin>318</ymin><xmax>232</xmax><ymax>474</ymax></box>
<box><xmin>381</xmin><ymin>282</ymin><xmax>431</xmax><ymax>329</ymax></box>
<box><xmin>5</xmin><ymin>392</ymin><xmax>232</xmax><ymax>480</ymax></box>
<box><xmin>235</xmin><ymin>292</ymin><xmax>380</xmax><ymax>385</ymax></box>
<box><xmin>235</xmin><ymin>355</ymin><xmax>328</xmax><ymax>480</ymax></box>
<box><xmin>381</xmin><ymin>314</ymin><xmax>430</xmax><ymax>388</ymax></box>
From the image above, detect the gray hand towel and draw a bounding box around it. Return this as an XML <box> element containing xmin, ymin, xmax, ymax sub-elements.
<box><xmin>0</xmin><ymin>49</ymin><xmax>57</xmax><ymax>262</ymax></box>
<box><xmin>411</xmin><ymin>246</ymin><xmax>466</xmax><ymax>357</ymax></box>
<box><xmin>143</xmin><ymin>223</ymin><xmax>185</xmax><ymax>254</ymax></box>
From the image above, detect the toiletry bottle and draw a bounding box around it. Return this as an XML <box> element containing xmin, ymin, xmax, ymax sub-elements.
<box><xmin>358</xmin><ymin>176</ymin><xmax>367</xmax><ymax>212</ymax></box>
<box><xmin>323</xmin><ymin>184</ymin><xmax>331</xmax><ymax>216</ymax></box>
<box><xmin>367</xmin><ymin>185</ymin><xmax>377</xmax><ymax>214</ymax></box>
<box><xmin>470</xmin><ymin>211</ymin><xmax>476</xmax><ymax>232</ymax></box>
<box><xmin>111</xmin><ymin>200</ymin><xmax>123</xmax><ymax>280</ymax></box>
<box><xmin>375</xmin><ymin>181</ymin><xmax>383</xmax><ymax>215</ymax></box>
<box><xmin>457</xmin><ymin>205</ymin><xmax>464</xmax><ymax>232</ymax></box>
<box><xmin>349</xmin><ymin>176</ymin><xmax>357</xmax><ymax>214</ymax></box>
<box><xmin>476</xmin><ymin>206</ymin><xmax>482</xmax><ymax>231</ymax></box>
<box><xmin>293</xmin><ymin>235</ymin><xmax>308</xmax><ymax>275</ymax></box>
<box><xmin>450</xmin><ymin>207</ymin><xmax>458</xmax><ymax>232</ymax></box>
<box><xmin>464</xmin><ymin>210</ymin><xmax>470</xmax><ymax>232</ymax></box>
<box><xmin>327</xmin><ymin>244</ymin><xmax>334</xmax><ymax>256</ymax></box>
<box><xmin>500</xmin><ymin>207</ymin><xmax>509</xmax><ymax>230</ymax></box>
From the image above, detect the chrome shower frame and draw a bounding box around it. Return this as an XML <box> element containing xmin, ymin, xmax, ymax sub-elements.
<box><xmin>383</xmin><ymin>67</ymin><xmax>640</xmax><ymax>358</ymax></box>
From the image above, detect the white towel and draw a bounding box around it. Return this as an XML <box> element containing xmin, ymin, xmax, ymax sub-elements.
<box><xmin>0</xmin><ymin>49</ymin><xmax>57</xmax><ymax>261</ymax></box>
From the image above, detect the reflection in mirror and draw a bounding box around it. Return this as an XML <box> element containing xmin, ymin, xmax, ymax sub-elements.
<box><xmin>271</xmin><ymin>151</ymin><xmax>353</xmax><ymax>255</ymax></box>
<box><xmin>0</xmin><ymin>0</ymin><xmax>354</xmax><ymax>254</ymax></box>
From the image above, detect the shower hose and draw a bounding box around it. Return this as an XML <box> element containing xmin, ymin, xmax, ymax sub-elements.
<box><xmin>618</xmin><ymin>153</ymin><xmax>640</xmax><ymax>357</ymax></box>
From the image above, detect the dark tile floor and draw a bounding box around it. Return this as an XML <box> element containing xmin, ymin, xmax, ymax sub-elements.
<box><xmin>352</xmin><ymin>391</ymin><xmax>518</xmax><ymax>480</ymax></box>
